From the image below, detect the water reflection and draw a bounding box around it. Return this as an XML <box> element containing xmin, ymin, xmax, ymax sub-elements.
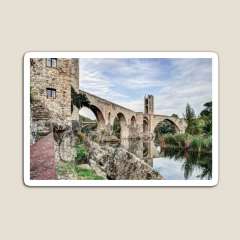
<box><xmin>119</xmin><ymin>139</ymin><xmax>212</xmax><ymax>180</ymax></box>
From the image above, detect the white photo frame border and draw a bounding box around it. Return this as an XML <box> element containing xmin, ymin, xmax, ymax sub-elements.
<box><xmin>24</xmin><ymin>52</ymin><xmax>219</xmax><ymax>187</ymax></box>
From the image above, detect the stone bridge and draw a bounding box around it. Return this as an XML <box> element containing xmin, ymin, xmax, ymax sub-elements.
<box><xmin>79</xmin><ymin>90</ymin><xmax>187</xmax><ymax>139</ymax></box>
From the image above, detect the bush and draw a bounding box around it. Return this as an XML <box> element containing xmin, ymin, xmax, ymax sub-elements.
<box><xmin>189</xmin><ymin>135</ymin><xmax>212</xmax><ymax>153</ymax></box>
<box><xmin>75</xmin><ymin>144</ymin><xmax>88</xmax><ymax>164</ymax></box>
<box><xmin>175</xmin><ymin>134</ymin><xmax>187</xmax><ymax>148</ymax></box>
<box><xmin>164</xmin><ymin>134</ymin><xmax>178</xmax><ymax>147</ymax></box>
<box><xmin>190</xmin><ymin>136</ymin><xmax>202</xmax><ymax>152</ymax></box>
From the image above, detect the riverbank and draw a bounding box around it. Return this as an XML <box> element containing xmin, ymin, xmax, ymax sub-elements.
<box><xmin>56</xmin><ymin>134</ymin><xmax>163</xmax><ymax>180</ymax></box>
<box><xmin>158</xmin><ymin>133</ymin><xmax>212</xmax><ymax>153</ymax></box>
<box><xmin>86</xmin><ymin>139</ymin><xmax>163</xmax><ymax>180</ymax></box>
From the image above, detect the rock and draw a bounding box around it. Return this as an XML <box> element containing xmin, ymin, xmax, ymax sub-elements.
<box><xmin>89</xmin><ymin>159</ymin><xmax>107</xmax><ymax>178</ymax></box>
<box><xmin>79</xmin><ymin>164</ymin><xmax>91</xmax><ymax>170</ymax></box>
<box><xmin>86</xmin><ymin>140</ymin><xmax>163</xmax><ymax>180</ymax></box>
<box><xmin>102</xmin><ymin>135</ymin><xmax>120</xmax><ymax>143</ymax></box>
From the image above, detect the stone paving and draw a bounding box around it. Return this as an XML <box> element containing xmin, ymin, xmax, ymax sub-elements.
<box><xmin>30</xmin><ymin>133</ymin><xmax>56</xmax><ymax>180</ymax></box>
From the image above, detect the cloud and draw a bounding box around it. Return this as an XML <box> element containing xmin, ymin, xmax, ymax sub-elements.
<box><xmin>79</xmin><ymin>58</ymin><xmax>212</xmax><ymax>116</ymax></box>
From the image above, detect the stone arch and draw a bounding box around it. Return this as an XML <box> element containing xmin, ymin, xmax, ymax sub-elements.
<box><xmin>108</xmin><ymin>112</ymin><xmax>111</xmax><ymax>124</ymax></box>
<box><xmin>162</xmin><ymin>118</ymin><xmax>181</xmax><ymax>133</ymax></box>
<box><xmin>113</xmin><ymin>112</ymin><xmax>128</xmax><ymax>139</ymax></box>
<box><xmin>153</xmin><ymin>118</ymin><xmax>180</xmax><ymax>137</ymax></box>
<box><xmin>130</xmin><ymin>115</ymin><xmax>136</xmax><ymax>127</ymax></box>
<box><xmin>79</xmin><ymin>105</ymin><xmax>105</xmax><ymax>129</ymax></box>
<box><xmin>129</xmin><ymin>115</ymin><xmax>137</xmax><ymax>138</ymax></box>
<box><xmin>143</xmin><ymin>116</ymin><xmax>149</xmax><ymax>135</ymax></box>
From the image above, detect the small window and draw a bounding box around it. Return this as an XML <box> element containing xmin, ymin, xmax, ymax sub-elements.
<box><xmin>46</xmin><ymin>88</ymin><xmax>56</xmax><ymax>99</ymax></box>
<box><xmin>46</xmin><ymin>58</ymin><xmax>57</xmax><ymax>68</ymax></box>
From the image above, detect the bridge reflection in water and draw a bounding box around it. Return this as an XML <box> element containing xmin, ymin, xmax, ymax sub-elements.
<box><xmin>113</xmin><ymin>139</ymin><xmax>212</xmax><ymax>180</ymax></box>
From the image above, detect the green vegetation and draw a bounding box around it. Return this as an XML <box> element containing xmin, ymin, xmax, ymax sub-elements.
<box><xmin>56</xmin><ymin>132</ymin><xmax>104</xmax><ymax>180</ymax></box>
<box><xmin>200</xmin><ymin>101</ymin><xmax>212</xmax><ymax>135</ymax></box>
<box><xmin>156</xmin><ymin>101</ymin><xmax>212</xmax><ymax>153</ymax></box>
<box><xmin>56</xmin><ymin>161</ymin><xmax>104</xmax><ymax>180</ymax></box>
<box><xmin>112</xmin><ymin>116</ymin><xmax>121</xmax><ymax>139</ymax></box>
<box><xmin>154</xmin><ymin>120</ymin><xmax>176</xmax><ymax>137</ymax></box>
<box><xmin>184</xmin><ymin>102</ymin><xmax>212</xmax><ymax>136</ymax></box>
<box><xmin>75</xmin><ymin>144</ymin><xmax>88</xmax><ymax>164</ymax></box>
<box><xmin>162</xmin><ymin>133</ymin><xmax>212</xmax><ymax>153</ymax></box>
<box><xmin>71</xmin><ymin>87</ymin><xmax>90</xmax><ymax>112</ymax></box>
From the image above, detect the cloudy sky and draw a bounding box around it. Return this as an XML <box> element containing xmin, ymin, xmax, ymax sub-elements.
<box><xmin>79</xmin><ymin>58</ymin><xmax>212</xmax><ymax>119</ymax></box>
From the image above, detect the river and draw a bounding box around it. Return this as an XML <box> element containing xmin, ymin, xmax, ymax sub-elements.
<box><xmin>115</xmin><ymin>139</ymin><xmax>212</xmax><ymax>180</ymax></box>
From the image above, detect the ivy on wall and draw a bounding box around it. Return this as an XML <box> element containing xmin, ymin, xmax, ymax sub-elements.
<box><xmin>71</xmin><ymin>87</ymin><xmax>90</xmax><ymax>113</ymax></box>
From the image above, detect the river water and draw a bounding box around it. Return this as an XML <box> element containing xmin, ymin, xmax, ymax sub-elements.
<box><xmin>118</xmin><ymin>139</ymin><xmax>212</xmax><ymax>180</ymax></box>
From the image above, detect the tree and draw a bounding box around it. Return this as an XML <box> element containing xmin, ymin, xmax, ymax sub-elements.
<box><xmin>200</xmin><ymin>101</ymin><xmax>212</xmax><ymax>118</ymax></box>
<box><xmin>77</xmin><ymin>93</ymin><xmax>90</xmax><ymax>108</ymax></box>
<box><xmin>200</xmin><ymin>101</ymin><xmax>212</xmax><ymax>135</ymax></box>
<box><xmin>171</xmin><ymin>113</ymin><xmax>179</xmax><ymax>118</ymax></box>
<box><xmin>71</xmin><ymin>87</ymin><xmax>90</xmax><ymax>112</ymax></box>
<box><xmin>184</xmin><ymin>103</ymin><xmax>196</xmax><ymax>123</ymax></box>
<box><xmin>184</xmin><ymin>103</ymin><xmax>197</xmax><ymax>134</ymax></box>
<box><xmin>154</xmin><ymin>120</ymin><xmax>176</xmax><ymax>138</ymax></box>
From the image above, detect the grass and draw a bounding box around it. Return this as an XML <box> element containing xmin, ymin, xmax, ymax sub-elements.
<box><xmin>75</xmin><ymin>144</ymin><xmax>88</xmax><ymax>164</ymax></box>
<box><xmin>56</xmin><ymin>161</ymin><xmax>105</xmax><ymax>180</ymax></box>
<box><xmin>161</xmin><ymin>133</ymin><xmax>212</xmax><ymax>153</ymax></box>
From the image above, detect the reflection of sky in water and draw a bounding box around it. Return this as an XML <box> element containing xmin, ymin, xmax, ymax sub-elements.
<box><xmin>153</xmin><ymin>157</ymin><xmax>204</xmax><ymax>180</ymax></box>
<box><xmin>119</xmin><ymin>139</ymin><xmax>211</xmax><ymax>180</ymax></box>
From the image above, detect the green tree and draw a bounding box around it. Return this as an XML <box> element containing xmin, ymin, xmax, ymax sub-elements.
<box><xmin>200</xmin><ymin>101</ymin><xmax>212</xmax><ymax>135</ymax></box>
<box><xmin>184</xmin><ymin>103</ymin><xmax>197</xmax><ymax>134</ymax></box>
<box><xmin>77</xmin><ymin>93</ymin><xmax>90</xmax><ymax>108</ymax></box>
<box><xmin>154</xmin><ymin>121</ymin><xmax>176</xmax><ymax>138</ymax></box>
<box><xmin>71</xmin><ymin>87</ymin><xmax>90</xmax><ymax>112</ymax></box>
<box><xmin>184</xmin><ymin>103</ymin><xmax>196</xmax><ymax>123</ymax></box>
<box><xmin>200</xmin><ymin>101</ymin><xmax>212</xmax><ymax>118</ymax></box>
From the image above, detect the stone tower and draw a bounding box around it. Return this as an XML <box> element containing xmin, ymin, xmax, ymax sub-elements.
<box><xmin>144</xmin><ymin>95</ymin><xmax>154</xmax><ymax>114</ymax></box>
<box><xmin>30</xmin><ymin>58</ymin><xmax>79</xmax><ymax>125</ymax></box>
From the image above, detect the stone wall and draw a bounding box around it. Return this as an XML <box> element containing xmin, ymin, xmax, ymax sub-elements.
<box><xmin>30</xmin><ymin>58</ymin><xmax>80</xmax><ymax>163</ymax></box>
<box><xmin>30</xmin><ymin>58</ymin><xmax>79</xmax><ymax>125</ymax></box>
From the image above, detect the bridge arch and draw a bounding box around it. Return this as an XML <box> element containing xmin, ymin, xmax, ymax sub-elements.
<box><xmin>153</xmin><ymin>118</ymin><xmax>180</xmax><ymax>139</ymax></box>
<box><xmin>113</xmin><ymin>112</ymin><xmax>129</xmax><ymax>139</ymax></box>
<box><xmin>143</xmin><ymin>116</ymin><xmax>149</xmax><ymax>136</ymax></box>
<box><xmin>108</xmin><ymin>112</ymin><xmax>111</xmax><ymax>124</ymax></box>
<box><xmin>129</xmin><ymin>115</ymin><xmax>137</xmax><ymax>138</ymax></box>
<box><xmin>130</xmin><ymin>115</ymin><xmax>136</xmax><ymax>127</ymax></box>
<box><xmin>79</xmin><ymin>105</ymin><xmax>105</xmax><ymax>129</ymax></box>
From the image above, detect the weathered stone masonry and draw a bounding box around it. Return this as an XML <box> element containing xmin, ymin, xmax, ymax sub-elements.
<box><xmin>30</xmin><ymin>58</ymin><xmax>79</xmax><ymax>125</ymax></box>
<box><xmin>79</xmin><ymin>90</ymin><xmax>187</xmax><ymax>139</ymax></box>
<box><xmin>30</xmin><ymin>58</ymin><xmax>79</xmax><ymax>164</ymax></box>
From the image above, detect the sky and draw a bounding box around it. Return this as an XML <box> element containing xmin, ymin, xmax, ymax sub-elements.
<box><xmin>79</xmin><ymin>58</ymin><xmax>212</xmax><ymax>120</ymax></box>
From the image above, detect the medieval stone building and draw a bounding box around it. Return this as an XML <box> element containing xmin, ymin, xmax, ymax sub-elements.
<box><xmin>30</xmin><ymin>58</ymin><xmax>79</xmax><ymax>125</ymax></box>
<box><xmin>30</xmin><ymin>58</ymin><xmax>80</xmax><ymax>171</ymax></box>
